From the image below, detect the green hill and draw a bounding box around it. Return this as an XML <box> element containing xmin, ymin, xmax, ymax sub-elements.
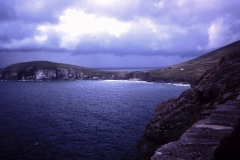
<box><xmin>149</xmin><ymin>40</ymin><xmax>240</xmax><ymax>81</ymax></box>
<box><xmin>3</xmin><ymin>61</ymin><xmax>108</xmax><ymax>76</ymax></box>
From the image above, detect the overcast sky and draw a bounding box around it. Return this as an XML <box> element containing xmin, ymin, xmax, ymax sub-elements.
<box><xmin>0</xmin><ymin>0</ymin><xmax>240</xmax><ymax>68</ymax></box>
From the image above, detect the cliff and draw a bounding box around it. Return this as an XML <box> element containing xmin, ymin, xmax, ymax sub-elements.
<box><xmin>0</xmin><ymin>61</ymin><xmax>114</xmax><ymax>81</ymax></box>
<box><xmin>0</xmin><ymin>61</ymin><xmax>193</xmax><ymax>83</ymax></box>
<box><xmin>135</xmin><ymin>50</ymin><xmax>240</xmax><ymax>159</ymax></box>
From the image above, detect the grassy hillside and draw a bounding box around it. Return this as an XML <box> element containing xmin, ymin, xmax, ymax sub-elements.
<box><xmin>150</xmin><ymin>40</ymin><xmax>240</xmax><ymax>80</ymax></box>
<box><xmin>4</xmin><ymin>61</ymin><xmax>111</xmax><ymax>76</ymax></box>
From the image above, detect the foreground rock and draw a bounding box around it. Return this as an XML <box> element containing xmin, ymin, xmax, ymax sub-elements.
<box><xmin>152</xmin><ymin>99</ymin><xmax>240</xmax><ymax>160</ymax></box>
<box><xmin>135</xmin><ymin>50</ymin><xmax>240</xmax><ymax>160</ymax></box>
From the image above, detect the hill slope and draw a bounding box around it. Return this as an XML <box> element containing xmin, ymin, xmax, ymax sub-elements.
<box><xmin>149</xmin><ymin>40</ymin><xmax>240</xmax><ymax>80</ymax></box>
<box><xmin>3</xmin><ymin>61</ymin><xmax>99</xmax><ymax>74</ymax></box>
<box><xmin>135</xmin><ymin>45</ymin><xmax>240</xmax><ymax>160</ymax></box>
<box><xmin>0</xmin><ymin>61</ymin><xmax>116</xmax><ymax>81</ymax></box>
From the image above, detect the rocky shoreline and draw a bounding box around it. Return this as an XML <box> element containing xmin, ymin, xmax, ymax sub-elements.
<box><xmin>0</xmin><ymin>66</ymin><xmax>192</xmax><ymax>84</ymax></box>
<box><xmin>135</xmin><ymin>51</ymin><xmax>240</xmax><ymax>159</ymax></box>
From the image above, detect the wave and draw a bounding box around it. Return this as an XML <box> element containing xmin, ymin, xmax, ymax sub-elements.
<box><xmin>103</xmin><ymin>80</ymin><xmax>149</xmax><ymax>83</ymax></box>
<box><xmin>172</xmin><ymin>83</ymin><xmax>191</xmax><ymax>87</ymax></box>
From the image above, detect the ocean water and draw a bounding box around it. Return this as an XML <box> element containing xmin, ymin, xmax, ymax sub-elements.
<box><xmin>96</xmin><ymin>67</ymin><xmax>160</xmax><ymax>72</ymax></box>
<box><xmin>0</xmin><ymin>81</ymin><xmax>189</xmax><ymax>160</ymax></box>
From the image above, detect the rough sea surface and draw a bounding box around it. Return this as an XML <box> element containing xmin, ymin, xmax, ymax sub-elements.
<box><xmin>0</xmin><ymin>81</ymin><xmax>189</xmax><ymax>160</ymax></box>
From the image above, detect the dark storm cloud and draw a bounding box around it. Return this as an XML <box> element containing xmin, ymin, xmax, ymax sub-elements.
<box><xmin>0</xmin><ymin>22</ymin><xmax>35</xmax><ymax>41</ymax></box>
<box><xmin>4</xmin><ymin>0</ymin><xmax>81</xmax><ymax>23</ymax></box>
<box><xmin>0</xmin><ymin>1</ymin><xmax>67</xmax><ymax>52</ymax></box>
<box><xmin>0</xmin><ymin>1</ymin><xmax>16</xmax><ymax>22</ymax></box>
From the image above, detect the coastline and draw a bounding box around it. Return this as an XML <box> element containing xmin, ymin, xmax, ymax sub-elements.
<box><xmin>1</xmin><ymin>78</ymin><xmax>192</xmax><ymax>86</ymax></box>
<box><xmin>135</xmin><ymin>51</ymin><xmax>240</xmax><ymax>160</ymax></box>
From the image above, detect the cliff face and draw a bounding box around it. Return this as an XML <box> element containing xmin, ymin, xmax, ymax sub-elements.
<box><xmin>0</xmin><ymin>64</ymin><xmax>192</xmax><ymax>83</ymax></box>
<box><xmin>35</xmin><ymin>69</ymin><xmax>57</xmax><ymax>80</ymax></box>
<box><xmin>0</xmin><ymin>67</ymin><xmax>86</xmax><ymax>81</ymax></box>
<box><xmin>0</xmin><ymin>66</ymin><xmax>118</xmax><ymax>81</ymax></box>
<box><xmin>135</xmin><ymin>50</ymin><xmax>240</xmax><ymax>160</ymax></box>
<box><xmin>0</xmin><ymin>69</ymin><xmax>4</xmax><ymax>79</ymax></box>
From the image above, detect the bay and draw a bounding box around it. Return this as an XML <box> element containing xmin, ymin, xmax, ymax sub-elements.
<box><xmin>0</xmin><ymin>81</ymin><xmax>189</xmax><ymax>160</ymax></box>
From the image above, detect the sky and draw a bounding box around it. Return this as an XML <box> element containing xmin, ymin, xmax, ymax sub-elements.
<box><xmin>0</xmin><ymin>0</ymin><xmax>240</xmax><ymax>68</ymax></box>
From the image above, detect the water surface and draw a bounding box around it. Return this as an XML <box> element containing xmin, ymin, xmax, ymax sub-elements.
<box><xmin>0</xmin><ymin>81</ymin><xmax>189</xmax><ymax>160</ymax></box>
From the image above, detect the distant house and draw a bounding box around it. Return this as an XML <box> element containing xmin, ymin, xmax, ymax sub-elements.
<box><xmin>180</xmin><ymin>68</ymin><xmax>184</xmax><ymax>71</ymax></box>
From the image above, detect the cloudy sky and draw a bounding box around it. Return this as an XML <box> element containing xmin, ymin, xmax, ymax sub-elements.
<box><xmin>0</xmin><ymin>0</ymin><xmax>240</xmax><ymax>68</ymax></box>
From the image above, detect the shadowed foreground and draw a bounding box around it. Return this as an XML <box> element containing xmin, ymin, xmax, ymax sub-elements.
<box><xmin>135</xmin><ymin>50</ymin><xmax>240</xmax><ymax>159</ymax></box>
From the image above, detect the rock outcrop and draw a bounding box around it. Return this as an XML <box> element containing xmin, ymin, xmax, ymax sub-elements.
<box><xmin>0</xmin><ymin>66</ymin><xmax>113</xmax><ymax>81</ymax></box>
<box><xmin>0</xmin><ymin>64</ymin><xmax>192</xmax><ymax>83</ymax></box>
<box><xmin>0</xmin><ymin>69</ymin><xmax>4</xmax><ymax>79</ymax></box>
<box><xmin>1</xmin><ymin>67</ymin><xmax>84</xmax><ymax>81</ymax></box>
<box><xmin>135</xmin><ymin>50</ymin><xmax>240</xmax><ymax>160</ymax></box>
<box><xmin>35</xmin><ymin>69</ymin><xmax>56</xmax><ymax>80</ymax></box>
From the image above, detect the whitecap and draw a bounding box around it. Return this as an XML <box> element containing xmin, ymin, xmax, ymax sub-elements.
<box><xmin>173</xmin><ymin>83</ymin><xmax>190</xmax><ymax>87</ymax></box>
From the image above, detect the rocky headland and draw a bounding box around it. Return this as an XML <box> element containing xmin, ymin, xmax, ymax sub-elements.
<box><xmin>0</xmin><ymin>61</ymin><xmax>192</xmax><ymax>83</ymax></box>
<box><xmin>135</xmin><ymin>50</ymin><xmax>240</xmax><ymax>159</ymax></box>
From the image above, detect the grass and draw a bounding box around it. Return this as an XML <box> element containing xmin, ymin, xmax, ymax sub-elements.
<box><xmin>149</xmin><ymin>40</ymin><xmax>240</xmax><ymax>80</ymax></box>
<box><xmin>4</xmin><ymin>61</ymin><xmax>114</xmax><ymax>76</ymax></box>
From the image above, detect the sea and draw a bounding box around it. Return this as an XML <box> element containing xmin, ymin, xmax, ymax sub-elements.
<box><xmin>96</xmin><ymin>67</ymin><xmax>160</xmax><ymax>72</ymax></box>
<box><xmin>0</xmin><ymin>80</ymin><xmax>190</xmax><ymax>160</ymax></box>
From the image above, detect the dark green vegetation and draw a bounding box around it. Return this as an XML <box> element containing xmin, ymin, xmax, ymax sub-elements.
<box><xmin>3</xmin><ymin>61</ymin><xmax>108</xmax><ymax>76</ymax></box>
<box><xmin>149</xmin><ymin>40</ymin><xmax>240</xmax><ymax>81</ymax></box>
<box><xmin>0</xmin><ymin>60</ymin><xmax>118</xmax><ymax>81</ymax></box>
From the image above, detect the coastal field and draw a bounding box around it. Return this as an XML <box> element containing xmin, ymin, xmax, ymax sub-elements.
<box><xmin>149</xmin><ymin>40</ymin><xmax>240</xmax><ymax>80</ymax></box>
